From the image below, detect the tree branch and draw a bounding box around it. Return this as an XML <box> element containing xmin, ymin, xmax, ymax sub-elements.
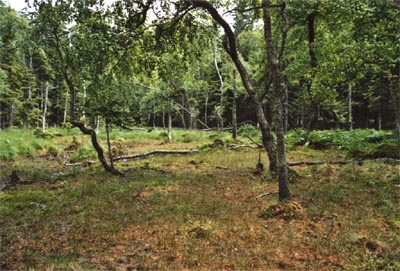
<box><xmin>113</xmin><ymin>149</ymin><xmax>200</xmax><ymax>162</ymax></box>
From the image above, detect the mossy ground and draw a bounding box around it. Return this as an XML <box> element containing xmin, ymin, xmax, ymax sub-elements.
<box><xmin>1</xmin><ymin>128</ymin><xmax>399</xmax><ymax>270</ymax></box>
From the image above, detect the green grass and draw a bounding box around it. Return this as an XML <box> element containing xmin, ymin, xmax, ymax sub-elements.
<box><xmin>1</xmin><ymin>128</ymin><xmax>399</xmax><ymax>269</ymax></box>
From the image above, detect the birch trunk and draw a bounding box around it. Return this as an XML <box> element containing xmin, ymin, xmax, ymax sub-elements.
<box><xmin>232</xmin><ymin>69</ymin><xmax>238</xmax><ymax>140</ymax></box>
<box><xmin>263</xmin><ymin>0</ymin><xmax>290</xmax><ymax>201</ymax></box>
<box><xmin>168</xmin><ymin>97</ymin><xmax>173</xmax><ymax>142</ymax></box>
<box><xmin>213</xmin><ymin>47</ymin><xmax>224</xmax><ymax>133</ymax></box>
<box><xmin>42</xmin><ymin>81</ymin><xmax>49</xmax><ymax>133</ymax></box>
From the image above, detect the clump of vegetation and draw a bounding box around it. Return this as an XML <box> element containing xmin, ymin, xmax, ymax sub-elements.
<box><xmin>260</xmin><ymin>201</ymin><xmax>304</xmax><ymax>220</ymax></box>
<box><xmin>237</xmin><ymin>124</ymin><xmax>260</xmax><ymax>139</ymax></box>
<box><xmin>33</xmin><ymin>128</ymin><xmax>54</xmax><ymax>138</ymax></box>
<box><xmin>0</xmin><ymin>140</ymin><xmax>17</xmax><ymax>160</ymax></box>
<box><xmin>69</xmin><ymin>146</ymin><xmax>97</xmax><ymax>162</ymax></box>
<box><xmin>46</xmin><ymin>145</ymin><xmax>62</xmax><ymax>157</ymax></box>
<box><xmin>65</xmin><ymin>136</ymin><xmax>81</xmax><ymax>151</ymax></box>
<box><xmin>347</xmin><ymin>143</ymin><xmax>400</xmax><ymax>160</ymax></box>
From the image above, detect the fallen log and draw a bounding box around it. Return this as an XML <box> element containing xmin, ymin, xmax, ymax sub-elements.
<box><xmin>113</xmin><ymin>149</ymin><xmax>200</xmax><ymax>162</ymax></box>
<box><xmin>228</xmin><ymin>144</ymin><xmax>261</xmax><ymax>150</ymax></box>
<box><xmin>288</xmin><ymin>158</ymin><xmax>400</xmax><ymax>166</ymax></box>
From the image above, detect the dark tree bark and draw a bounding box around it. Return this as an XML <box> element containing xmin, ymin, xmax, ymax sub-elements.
<box><xmin>304</xmin><ymin>10</ymin><xmax>319</xmax><ymax>141</ymax></box>
<box><xmin>232</xmin><ymin>69</ymin><xmax>238</xmax><ymax>140</ymax></box>
<box><xmin>262</xmin><ymin>0</ymin><xmax>290</xmax><ymax>201</ymax></box>
<box><xmin>184</xmin><ymin>0</ymin><xmax>278</xmax><ymax>173</ymax></box>
<box><xmin>53</xmin><ymin>31</ymin><xmax>121</xmax><ymax>175</ymax></box>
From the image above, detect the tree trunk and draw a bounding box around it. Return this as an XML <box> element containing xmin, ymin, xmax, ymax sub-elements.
<box><xmin>348</xmin><ymin>82</ymin><xmax>353</xmax><ymax>131</ymax></box>
<box><xmin>168</xmin><ymin>97</ymin><xmax>173</xmax><ymax>142</ymax></box>
<box><xmin>63</xmin><ymin>90</ymin><xmax>68</xmax><ymax>125</ymax></box>
<box><xmin>42</xmin><ymin>81</ymin><xmax>49</xmax><ymax>133</ymax></box>
<box><xmin>96</xmin><ymin>115</ymin><xmax>100</xmax><ymax>134</ymax></box>
<box><xmin>378</xmin><ymin>110</ymin><xmax>382</xmax><ymax>131</ymax></box>
<box><xmin>213</xmin><ymin>46</ymin><xmax>224</xmax><ymax>133</ymax></box>
<box><xmin>82</xmin><ymin>82</ymin><xmax>87</xmax><ymax>125</ymax></box>
<box><xmin>187</xmin><ymin>0</ymin><xmax>278</xmax><ymax>173</ymax></box>
<box><xmin>204</xmin><ymin>94</ymin><xmax>208</xmax><ymax>127</ymax></box>
<box><xmin>263</xmin><ymin>0</ymin><xmax>290</xmax><ymax>201</ymax></box>
<box><xmin>304</xmin><ymin>9</ymin><xmax>319</xmax><ymax>141</ymax></box>
<box><xmin>105</xmin><ymin>119</ymin><xmax>114</xmax><ymax>169</ymax></box>
<box><xmin>283</xmin><ymin>77</ymin><xmax>289</xmax><ymax>133</ymax></box>
<box><xmin>162</xmin><ymin>109</ymin><xmax>166</xmax><ymax>128</ymax></box>
<box><xmin>53</xmin><ymin>31</ymin><xmax>121</xmax><ymax>175</ymax></box>
<box><xmin>232</xmin><ymin>69</ymin><xmax>238</xmax><ymax>140</ymax></box>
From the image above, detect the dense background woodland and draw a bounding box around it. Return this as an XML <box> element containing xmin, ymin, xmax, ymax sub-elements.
<box><xmin>0</xmin><ymin>0</ymin><xmax>399</xmax><ymax>270</ymax></box>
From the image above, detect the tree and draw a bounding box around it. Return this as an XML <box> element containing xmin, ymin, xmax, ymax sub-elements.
<box><xmin>182</xmin><ymin>0</ymin><xmax>289</xmax><ymax>200</ymax></box>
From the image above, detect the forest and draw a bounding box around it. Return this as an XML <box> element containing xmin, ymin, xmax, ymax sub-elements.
<box><xmin>0</xmin><ymin>0</ymin><xmax>399</xmax><ymax>270</ymax></box>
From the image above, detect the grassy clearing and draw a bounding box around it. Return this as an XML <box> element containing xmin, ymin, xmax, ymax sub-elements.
<box><xmin>1</xmin><ymin>128</ymin><xmax>399</xmax><ymax>270</ymax></box>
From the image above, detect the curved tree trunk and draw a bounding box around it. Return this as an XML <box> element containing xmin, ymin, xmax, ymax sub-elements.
<box><xmin>185</xmin><ymin>0</ymin><xmax>278</xmax><ymax>173</ymax></box>
<box><xmin>53</xmin><ymin>32</ymin><xmax>121</xmax><ymax>175</ymax></box>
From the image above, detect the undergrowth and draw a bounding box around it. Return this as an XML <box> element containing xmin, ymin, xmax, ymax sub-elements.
<box><xmin>1</xmin><ymin>133</ymin><xmax>399</xmax><ymax>270</ymax></box>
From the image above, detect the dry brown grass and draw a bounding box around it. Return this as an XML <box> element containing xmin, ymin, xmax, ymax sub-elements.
<box><xmin>1</xmin><ymin>136</ymin><xmax>399</xmax><ymax>270</ymax></box>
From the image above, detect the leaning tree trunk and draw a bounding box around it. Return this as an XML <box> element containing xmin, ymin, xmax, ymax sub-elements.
<box><xmin>185</xmin><ymin>0</ymin><xmax>278</xmax><ymax>173</ymax></box>
<box><xmin>53</xmin><ymin>32</ymin><xmax>121</xmax><ymax>175</ymax></box>
<box><xmin>263</xmin><ymin>0</ymin><xmax>290</xmax><ymax>201</ymax></box>
<box><xmin>213</xmin><ymin>46</ymin><xmax>225</xmax><ymax>133</ymax></box>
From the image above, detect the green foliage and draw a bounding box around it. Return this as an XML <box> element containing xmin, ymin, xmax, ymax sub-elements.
<box><xmin>286</xmin><ymin>129</ymin><xmax>395</xmax><ymax>152</ymax></box>
<box><xmin>237</xmin><ymin>124</ymin><xmax>260</xmax><ymax>138</ymax></box>
<box><xmin>33</xmin><ymin>128</ymin><xmax>53</xmax><ymax>138</ymax></box>
<box><xmin>69</xmin><ymin>145</ymin><xmax>97</xmax><ymax>162</ymax></box>
<box><xmin>0</xmin><ymin>140</ymin><xmax>17</xmax><ymax>160</ymax></box>
<box><xmin>46</xmin><ymin>145</ymin><xmax>62</xmax><ymax>157</ymax></box>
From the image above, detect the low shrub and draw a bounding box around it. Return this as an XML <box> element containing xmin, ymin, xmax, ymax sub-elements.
<box><xmin>69</xmin><ymin>146</ymin><xmax>97</xmax><ymax>162</ymax></box>
<box><xmin>0</xmin><ymin>141</ymin><xmax>17</xmax><ymax>160</ymax></box>
<box><xmin>47</xmin><ymin>145</ymin><xmax>62</xmax><ymax>157</ymax></box>
<box><xmin>33</xmin><ymin>128</ymin><xmax>53</xmax><ymax>138</ymax></box>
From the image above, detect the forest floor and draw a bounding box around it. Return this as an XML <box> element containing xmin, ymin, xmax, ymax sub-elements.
<box><xmin>1</xmin><ymin>129</ymin><xmax>399</xmax><ymax>270</ymax></box>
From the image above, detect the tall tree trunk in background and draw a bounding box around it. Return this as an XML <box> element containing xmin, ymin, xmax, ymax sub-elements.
<box><xmin>389</xmin><ymin>74</ymin><xmax>400</xmax><ymax>150</ymax></box>
<box><xmin>152</xmin><ymin>102</ymin><xmax>156</xmax><ymax>128</ymax></box>
<box><xmin>162</xmin><ymin>110</ymin><xmax>166</xmax><ymax>128</ymax></box>
<box><xmin>82</xmin><ymin>82</ymin><xmax>87</xmax><ymax>125</ymax></box>
<box><xmin>105</xmin><ymin>119</ymin><xmax>114</xmax><ymax>169</ymax></box>
<box><xmin>186</xmin><ymin>0</ymin><xmax>278</xmax><ymax>173</ymax></box>
<box><xmin>213</xmin><ymin>46</ymin><xmax>224</xmax><ymax>133</ymax></box>
<box><xmin>378</xmin><ymin>111</ymin><xmax>382</xmax><ymax>131</ymax></box>
<box><xmin>63</xmin><ymin>90</ymin><xmax>68</xmax><ymax>125</ymax></box>
<box><xmin>348</xmin><ymin>82</ymin><xmax>353</xmax><ymax>131</ymax></box>
<box><xmin>168</xmin><ymin>97</ymin><xmax>173</xmax><ymax>142</ymax></box>
<box><xmin>263</xmin><ymin>0</ymin><xmax>290</xmax><ymax>201</ymax></box>
<box><xmin>42</xmin><ymin>81</ymin><xmax>49</xmax><ymax>133</ymax></box>
<box><xmin>304</xmin><ymin>9</ymin><xmax>319</xmax><ymax>141</ymax></box>
<box><xmin>204</xmin><ymin>93</ymin><xmax>208</xmax><ymax>127</ymax></box>
<box><xmin>9</xmin><ymin>104</ymin><xmax>14</xmax><ymax>127</ymax></box>
<box><xmin>232</xmin><ymin>69</ymin><xmax>238</xmax><ymax>140</ymax></box>
<box><xmin>283</xmin><ymin>77</ymin><xmax>289</xmax><ymax>133</ymax></box>
<box><xmin>96</xmin><ymin>116</ymin><xmax>100</xmax><ymax>134</ymax></box>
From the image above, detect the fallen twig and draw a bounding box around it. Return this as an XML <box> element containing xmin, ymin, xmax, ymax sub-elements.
<box><xmin>256</xmin><ymin>191</ymin><xmax>278</xmax><ymax>198</ymax></box>
<box><xmin>113</xmin><ymin>149</ymin><xmax>200</xmax><ymax>162</ymax></box>
<box><xmin>244</xmin><ymin>135</ymin><xmax>263</xmax><ymax>148</ymax></box>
